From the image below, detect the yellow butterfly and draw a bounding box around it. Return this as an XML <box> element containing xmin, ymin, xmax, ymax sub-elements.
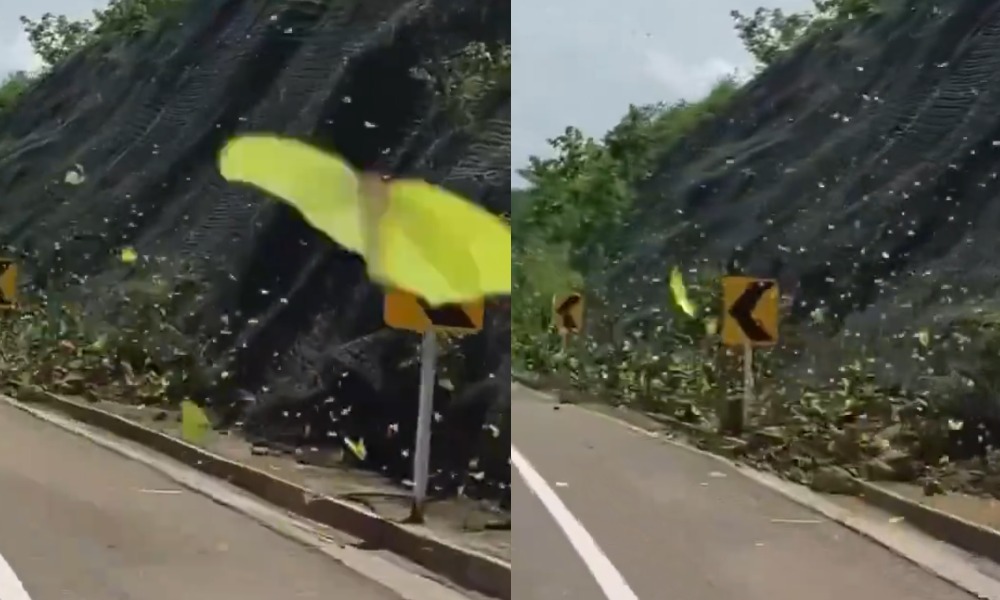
<box><xmin>669</xmin><ymin>266</ymin><xmax>697</xmax><ymax>317</ymax></box>
<box><xmin>120</xmin><ymin>247</ymin><xmax>138</xmax><ymax>264</ymax></box>
<box><xmin>218</xmin><ymin>134</ymin><xmax>510</xmax><ymax>306</ymax></box>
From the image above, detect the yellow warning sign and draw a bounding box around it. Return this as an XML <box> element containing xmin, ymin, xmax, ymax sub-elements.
<box><xmin>0</xmin><ymin>259</ymin><xmax>17</xmax><ymax>310</ymax></box>
<box><xmin>553</xmin><ymin>292</ymin><xmax>584</xmax><ymax>334</ymax></box>
<box><xmin>721</xmin><ymin>276</ymin><xmax>778</xmax><ymax>347</ymax></box>
<box><xmin>384</xmin><ymin>289</ymin><xmax>483</xmax><ymax>334</ymax></box>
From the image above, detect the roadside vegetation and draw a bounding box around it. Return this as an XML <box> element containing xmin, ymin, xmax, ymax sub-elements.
<box><xmin>511</xmin><ymin>0</ymin><xmax>1000</xmax><ymax>498</ymax></box>
<box><xmin>2</xmin><ymin>261</ymin><xmax>214</xmax><ymax>409</ymax></box>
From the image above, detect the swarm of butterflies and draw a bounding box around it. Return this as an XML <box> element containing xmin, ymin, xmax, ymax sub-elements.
<box><xmin>116</xmin><ymin>134</ymin><xmax>512</xmax><ymax>447</ymax></box>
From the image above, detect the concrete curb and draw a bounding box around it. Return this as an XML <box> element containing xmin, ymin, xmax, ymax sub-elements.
<box><xmin>13</xmin><ymin>388</ymin><xmax>511</xmax><ymax>599</ymax></box>
<box><xmin>513</xmin><ymin>372</ymin><xmax>1000</xmax><ymax>567</ymax></box>
<box><xmin>855</xmin><ymin>480</ymin><xmax>1000</xmax><ymax>566</ymax></box>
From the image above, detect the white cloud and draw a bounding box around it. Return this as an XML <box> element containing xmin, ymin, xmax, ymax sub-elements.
<box><xmin>642</xmin><ymin>49</ymin><xmax>744</xmax><ymax>100</ymax></box>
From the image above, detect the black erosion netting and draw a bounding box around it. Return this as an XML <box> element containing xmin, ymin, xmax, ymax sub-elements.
<box><xmin>0</xmin><ymin>0</ymin><xmax>510</xmax><ymax>503</ymax></box>
<box><xmin>594</xmin><ymin>0</ymin><xmax>1000</xmax><ymax>431</ymax></box>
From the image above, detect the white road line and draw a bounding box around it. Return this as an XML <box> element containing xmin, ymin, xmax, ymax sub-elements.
<box><xmin>0</xmin><ymin>550</ymin><xmax>32</xmax><ymax>600</ymax></box>
<box><xmin>511</xmin><ymin>444</ymin><xmax>639</xmax><ymax>600</ymax></box>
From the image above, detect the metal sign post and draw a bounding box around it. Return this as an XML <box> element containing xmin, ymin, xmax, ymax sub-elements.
<box><xmin>382</xmin><ymin>288</ymin><xmax>483</xmax><ymax>524</ymax></box>
<box><xmin>742</xmin><ymin>342</ymin><xmax>754</xmax><ymax>428</ymax></box>
<box><xmin>410</xmin><ymin>329</ymin><xmax>438</xmax><ymax>523</ymax></box>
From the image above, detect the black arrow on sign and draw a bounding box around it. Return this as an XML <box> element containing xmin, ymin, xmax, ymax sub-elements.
<box><xmin>556</xmin><ymin>294</ymin><xmax>581</xmax><ymax>331</ymax></box>
<box><xmin>416</xmin><ymin>298</ymin><xmax>475</xmax><ymax>329</ymax></box>
<box><xmin>0</xmin><ymin>260</ymin><xmax>12</xmax><ymax>305</ymax></box>
<box><xmin>728</xmin><ymin>281</ymin><xmax>774</xmax><ymax>342</ymax></box>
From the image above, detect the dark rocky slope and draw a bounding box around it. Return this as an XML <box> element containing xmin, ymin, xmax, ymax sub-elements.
<box><xmin>0</xmin><ymin>0</ymin><xmax>510</xmax><ymax>502</ymax></box>
<box><xmin>599</xmin><ymin>0</ymin><xmax>1000</xmax><ymax>430</ymax></box>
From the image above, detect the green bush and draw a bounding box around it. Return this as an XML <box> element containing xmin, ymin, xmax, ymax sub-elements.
<box><xmin>1</xmin><ymin>258</ymin><xmax>215</xmax><ymax>405</ymax></box>
<box><xmin>410</xmin><ymin>41</ymin><xmax>511</xmax><ymax>127</ymax></box>
<box><xmin>0</xmin><ymin>71</ymin><xmax>35</xmax><ymax>115</ymax></box>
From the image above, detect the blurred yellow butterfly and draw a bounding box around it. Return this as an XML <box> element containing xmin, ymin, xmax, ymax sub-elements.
<box><xmin>218</xmin><ymin>134</ymin><xmax>510</xmax><ymax>306</ymax></box>
<box><xmin>669</xmin><ymin>266</ymin><xmax>697</xmax><ymax>317</ymax></box>
<box><xmin>119</xmin><ymin>247</ymin><xmax>138</xmax><ymax>264</ymax></box>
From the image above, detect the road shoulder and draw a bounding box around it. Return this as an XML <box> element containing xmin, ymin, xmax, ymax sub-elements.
<box><xmin>0</xmin><ymin>393</ymin><xmax>503</xmax><ymax>600</ymax></box>
<box><xmin>513</xmin><ymin>382</ymin><xmax>1000</xmax><ymax>600</ymax></box>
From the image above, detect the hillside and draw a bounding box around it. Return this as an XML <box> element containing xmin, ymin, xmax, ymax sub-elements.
<box><xmin>606</xmin><ymin>0</ymin><xmax>1000</xmax><ymax>398</ymax></box>
<box><xmin>515</xmin><ymin>0</ymin><xmax>1000</xmax><ymax>495</ymax></box>
<box><xmin>0</xmin><ymin>0</ymin><xmax>511</xmax><ymax>504</ymax></box>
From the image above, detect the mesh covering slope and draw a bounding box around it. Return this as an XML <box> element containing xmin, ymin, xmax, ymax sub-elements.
<box><xmin>595</xmin><ymin>0</ymin><xmax>1000</xmax><ymax>422</ymax></box>
<box><xmin>0</xmin><ymin>0</ymin><xmax>511</xmax><ymax>501</ymax></box>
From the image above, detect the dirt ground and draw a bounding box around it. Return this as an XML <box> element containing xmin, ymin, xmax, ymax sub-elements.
<box><xmin>94</xmin><ymin>402</ymin><xmax>511</xmax><ymax>563</ymax></box>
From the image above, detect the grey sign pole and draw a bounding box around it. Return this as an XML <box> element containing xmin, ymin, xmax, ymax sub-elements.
<box><xmin>742</xmin><ymin>342</ymin><xmax>754</xmax><ymax>429</ymax></box>
<box><xmin>409</xmin><ymin>329</ymin><xmax>438</xmax><ymax>523</ymax></box>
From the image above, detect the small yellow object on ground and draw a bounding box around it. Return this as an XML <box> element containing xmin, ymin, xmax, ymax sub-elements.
<box><xmin>180</xmin><ymin>399</ymin><xmax>212</xmax><ymax>445</ymax></box>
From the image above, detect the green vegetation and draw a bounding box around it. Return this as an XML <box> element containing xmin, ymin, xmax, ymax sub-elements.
<box><xmin>21</xmin><ymin>0</ymin><xmax>189</xmax><ymax>68</ymax></box>
<box><xmin>416</xmin><ymin>41</ymin><xmax>511</xmax><ymax>127</ymax></box>
<box><xmin>512</xmin><ymin>0</ymin><xmax>1000</xmax><ymax>497</ymax></box>
<box><xmin>2</xmin><ymin>260</ymin><xmax>214</xmax><ymax>408</ymax></box>
<box><xmin>731</xmin><ymin>0</ymin><xmax>879</xmax><ymax>67</ymax></box>
<box><xmin>0</xmin><ymin>0</ymin><xmax>189</xmax><ymax>116</ymax></box>
<box><xmin>0</xmin><ymin>71</ymin><xmax>34</xmax><ymax>114</ymax></box>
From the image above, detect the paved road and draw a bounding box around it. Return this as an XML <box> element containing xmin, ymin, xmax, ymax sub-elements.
<box><xmin>511</xmin><ymin>383</ymin><xmax>978</xmax><ymax>600</ymax></box>
<box><xmin>0</xmin><ymin>402</ymin><xmax>414</xmax><ymax>600</ymax></box>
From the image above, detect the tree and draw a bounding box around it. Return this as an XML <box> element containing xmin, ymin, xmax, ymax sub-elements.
<box><xmin>732</xmin><ymin>0</ymin><xmax>878</xmax><ymax>67</ymax></box>
<box><xmin>518</xmin><ymin>77</ymin><xmax>739</xmax><ymax>261</ymax></box>
<box><xmin>21</xmin><ymin>0</ymin><xmax>188</xmax><ymax>69</ymax></box>
<box><xmin>93</xmin><ymin>0</ymin><xmax>187</xmax><ymax>38</ymax></box>
<box><xmin>20</xmin><ymin>13</ymin><xmax>94</xmax><ymax>68</ymax></box>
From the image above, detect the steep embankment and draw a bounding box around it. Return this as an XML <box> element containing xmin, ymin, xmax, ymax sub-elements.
<box><xmin>598</xmin><ymin>0</ymin><xmax>1000</xmax><ymax>419</ymax></box>
<box><xmin>0</xmin><ymin>0</ymin><xmax>510</xmax><ymax>501</ymax></box>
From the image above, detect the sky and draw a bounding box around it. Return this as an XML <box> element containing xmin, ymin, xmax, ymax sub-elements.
<box><xmin>1</xmin><ymin>0</ymin><xmax>814</xmax><ymax>182</ymax></box>
<box><xmin>512</xmin><ymin>0</ymin><xmax>815</xmax><ymax>184</ymax></box>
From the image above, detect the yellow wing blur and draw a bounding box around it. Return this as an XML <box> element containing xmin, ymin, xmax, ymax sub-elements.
<box><xmin>218</xmin><ymin>135</ymin><xmax>366</xmax><ymax>254</ymax></box>
<box><xmin>218</xmin><ymin>134</ymin><xmax>511</xmax><ymax>306</ymax></box>
<box><xmin>376</xmin><ymin>179</ymin><xmax>511</xmax><ymax>305</ymax></box>
<box><xmin>669</xmin><ymin>267</ymin><xmax>697</xmax><ymax>317</ymax></box>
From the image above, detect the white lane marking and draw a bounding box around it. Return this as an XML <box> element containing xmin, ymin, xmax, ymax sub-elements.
<box><xmin>511</xmin><ymin>445</ymin><xmax>639</xmax><ymax>600</ymax></box>
<box><xmin>0</xmin><ymin>551</ymin><xmax>32</xmax><ymax>600</ymax></box>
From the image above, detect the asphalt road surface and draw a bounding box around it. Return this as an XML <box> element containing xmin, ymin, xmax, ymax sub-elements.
<box><xmin>0</xmin><ymin>401</ymin><xmax>433</xmax><ymax>600</ymax></box>
<box><xmin>511</xmin><ymin>383</ymin><xmax>978</xmax><ymax>600</ymax></box>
